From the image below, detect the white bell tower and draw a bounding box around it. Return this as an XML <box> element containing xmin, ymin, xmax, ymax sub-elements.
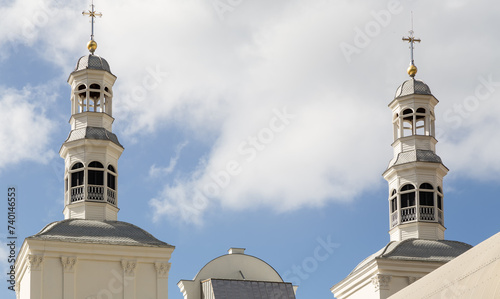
<box><xmin>59</xmin><ymin>3</ymin><xmax>123</xmax><ymax>221</ymax></box>
<box><xmin>382</xmin><ymin>30</ymin><xmax>447</xmax><ymax>242</ymax></box>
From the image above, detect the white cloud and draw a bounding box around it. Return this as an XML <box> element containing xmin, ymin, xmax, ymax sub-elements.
<box><xmin>149</xmin><ymin>141</ymin><xmax>189</xmax><ymax>177</ymax></box>
<box><xmin>0</xmin><ymin>86</ymin><xmax>57</xmax><ymax>170</ymax></box>
<box><xmin>2</xmin><ymin>0</ymin><xmax>500</xmax><ymax>224</ymax></box>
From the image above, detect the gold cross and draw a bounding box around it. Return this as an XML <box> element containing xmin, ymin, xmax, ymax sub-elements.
<box><xmin>82</xmin><ymin>0</ymin><xmax>102</xmax><ymax>41</ymax></box>
<box><xmin>402</xmin><ymin>30</ymin><xmax>421</xmax><ymax>66</ymax></box>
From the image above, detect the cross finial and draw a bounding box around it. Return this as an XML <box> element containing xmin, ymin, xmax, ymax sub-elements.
<box><xmin>402</xmin><ymin>12</ymin><xmax>420</xmax><ymax>77</ymax></box>
<box><xmin>82</xmin><ymin>0</ymin><xmax>102</xmax><ymax>54</ymax></box>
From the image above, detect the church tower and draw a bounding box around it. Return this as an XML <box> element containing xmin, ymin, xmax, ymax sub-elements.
<box><xmin>15</xmin><ymin>3</ymin><xmax>174</xmax><ymax>298</ymax></box>
<box><xmin>61</xmin><ymin>24</ymin><xmax>123</xmax><ymax>221</ymax></box>
<box><xmin>330</xmin><ymin>29</ymin><xmax>472</xmax><ymax>299</ymax></box>
<box><xmin>382</xmin><ymin>30</ymin><xmax>448</xmax><ymax>242</ymax></box>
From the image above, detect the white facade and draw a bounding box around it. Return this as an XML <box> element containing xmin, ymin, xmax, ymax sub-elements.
<box><xmin>16</xmin><ymin>236</ymin><xmax>173</xmax><ymax>299</ymax></box>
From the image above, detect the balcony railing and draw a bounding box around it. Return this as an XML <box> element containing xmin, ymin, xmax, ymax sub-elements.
<box><xmin>107</xmin><ymin>188</ymin><xmax>116</xmax><ymax>205</ymax></box>
<box><xmin>88</xmin><ymin>185</ymin><xmax>104</xmax><ymax>201</ymax></box>
<box><xmin>438</xmin><ymin>209</ymin><xmax>444</xmax><ymax>225</ymax></box>
<box><xmin>391</xmin><ymin>211</ymin><xmax>398</xmax><ymax>228</ymax></box>
<box><xmin>401</xmin><ymin>207</ymin><xmax>416</xmax><ymax>223</ymax></box>
<box><xmin>419</xmin><ymin>206</ymin><xmax>435</xmax><ymax>221</ymax></box>
<box><xmin>69</xmin><ymin>185</ymin><xmax>117</xmax><ymax>206</ymax></box>
<box><xmin>70</xmin><ymin>186</ymin><xmax>84</xmax><ymax>203</ymax></box>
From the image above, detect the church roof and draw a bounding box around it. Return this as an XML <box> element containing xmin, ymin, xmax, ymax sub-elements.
<box><xmin>389</xmin><ymin>232</ymin><xmax>500</xmax><ymax>299</ymax></box>
<box><xmin>73</xmin><ymin>54</ymin><xmax>112</xmax><ymax>74</ymax></box>
<box><xmin>388</xmin><ymin>149</ymin><xmax>444</xmax><ymax>168</ymax></box>
<box><xmin>394</xmin><ymin>78</ymin><xmax>432</xmax><ymax>99</ymax></box>
<box><xmin>64</xmin><ymin>126</ymin><xmax>123</xmax><ymax>148</ymax></box>
<box><xmin>27</xmin><ymin>219</ymin><xmax>173</xmax><ymax>248</ymax></box>
<box><xmin>202</xmin><ymin>279</ymin><xmax>296</xmax><ymax>299</ymax></box>
<box><xmin>349</xmin><ymin>239</ymin><xmax>472</xmax><ymax>276</ymax></box>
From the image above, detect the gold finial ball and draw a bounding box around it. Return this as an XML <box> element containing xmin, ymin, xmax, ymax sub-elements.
<box><xmin>407</xmin><ymin>64</ymin><xmax>417</xmax><ymax>77</ymax></box>
<box><xmin>87</xmin><ymin>40</ymin><xmax>97</xmax><ymax>53</ymax></box>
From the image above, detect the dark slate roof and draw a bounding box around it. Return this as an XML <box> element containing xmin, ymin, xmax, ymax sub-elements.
<box><xmin>388</xmin><ymin>149</ymin><xmax>443</xmax><ymax>168</ymax></box>
<box><xmin>394</xmin><ymin>78</ymin><xmax>432</xmax><ymax>99</ymax></box>
<box><xmin>203</xmin><ymin>279</ymin><xmax>296</xmax><ymax>299</ymax></box>
<box><xmin>65</xmin><ymin>127</ymin><xmax>123</xmax><ymax>148</ymax></box>
<box><xmin>73</xmin><ymin>54</ymin><xmax>112</xmax><ymax>74</ymax></box>
<box><xmin>349</xmin><ymin>239</ymin><xmax>472</xmax><ymax>276</ymax></box>
<box><xmin>28</xmin><ymin>219</ymin><xmax>174</xmax><ymax>248</ymax></box>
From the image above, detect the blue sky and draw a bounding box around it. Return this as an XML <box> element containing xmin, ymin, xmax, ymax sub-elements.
<box><xmin>1</xmin><ymin>0</ymin><xmax>500</xmax><ymax>298</ymax></box>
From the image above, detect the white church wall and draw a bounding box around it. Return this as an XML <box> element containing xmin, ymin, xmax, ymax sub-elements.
<box><xmin>75</xmin><ymin>259</ymin><xmax>124</xmax><ymax>298</ymax></box>
<box><xmin>42</xmin><ymin>256</ymin><xmax>63</xmax><ymax>298</ymax></box>
<box><xmin>136</xmin><ymin>262</ymin><xmax>157</xmax><ymax>298</ymax></box>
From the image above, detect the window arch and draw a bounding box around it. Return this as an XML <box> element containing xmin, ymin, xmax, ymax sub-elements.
<box><xmin>88</xmin><ymin>161</ymin><xmax>104</xmax><ymax>185</ymax></box>
<box><xmin>70</xmin><ymin>162</ymin><xmax>84</xmax><ymax>187</ymax></box>
<box><xmin>89</xmin><ymin>161</ymin><xmax>104</xmax><ymax>168</ymax></box>
<box><xmin>402</xmin><ymin>109</ymin><xmax>414</xmax><ymax>137</ymax></box>
<box><xmin>88</xmin><ymin>83</ymin><xmax>102</xmax><ymax>112</ymax></box>
<box><xmin>103</xmin><ymin>86</ymin><xmax>112</xmax><ymax>115</ymax></box>
<box><xmin>415</xmin><ymin>108</ymin><xmax>426</xmax><ymax>135</ymax></box>
<box><xmin>72</xmin><ymin>162</ymin><xmax>84</xmax><ymax>170</ymax></box>
<box><xmin>76</xmin><ymin>85</ymin><xmax>87</xmax><ymax>113</ymax></box>
<box><xmin>400</xmin><ymin>184</ymin><xmax>416</xmax><ymax>208</ymax></box>
<box><xmin>107</xmin><ymin>165</ymin><xmax>116</xmax><ymax>190</ymax></box>
<box><xmin>419</xmin><ymin>183</ymin><xmax>434</xmax><ymax>206</ymax></box>
<box><xmin>390</xmin><ymin>189</ymin><xmax>397</xmax><ymax>213</ymax></box>
<box><xmin>437</xmin><ymin>186</ymin><xmax>443</xmax><ymax>210</ymax></box>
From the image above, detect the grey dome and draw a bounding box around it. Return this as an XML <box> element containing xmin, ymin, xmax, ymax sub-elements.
<box><xmin>28</xmin><ymin>219</ymin><xmax>173</xmax><ymax>248</ymax></box>
<box><xmin>73</xmin><ymin>54</ymin><xmax>112</xmax><ymax>73</ymax></box>
<box><xmin>349</xmin><ymin>239</ymin><xmax>472</xmax><ymax>276</ymax></box>
<box><xmin>394</xmin><ymin>78</ymin><xmax>432</xmax><ymax>99</ymax></box>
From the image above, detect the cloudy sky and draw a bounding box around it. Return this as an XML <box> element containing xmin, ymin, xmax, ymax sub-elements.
<box><xmin>1</xmin><ymin>0</ymin><xmax>499</xmax><ymax>298</ymax></box>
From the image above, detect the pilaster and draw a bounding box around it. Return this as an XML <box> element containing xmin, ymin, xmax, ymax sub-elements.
<box><xmin>155</xmin><ymin>262</ymin><xmax>171</xmax><ymax>299</ymax></box>
<box><xmin>61</xmin><ymin>256</ymin><xmax>77</xmax><ymax>299</ymax></box>
<box><xmin>121</xmin><ymin>260</ymin><xmax>136</xmax><ymax>299</ymax></box>
<box><xmin>28</xmin><ymin>254</ymin><xmax>44</xmax><ymax>299</ymax></box>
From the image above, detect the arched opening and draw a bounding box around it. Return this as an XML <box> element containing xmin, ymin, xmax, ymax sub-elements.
<box><xmin>107</xmin><ymin>165</ymin><xmax>117</xmax><ymax>205</ymax></box>
<box><xmin>107</xmin><ymin>165</ymin><xmax>116</xmax><ymax>190</ymax></box>
<box><xmin>400</xmin><ymin>184</ymin><xmax>416</xmax><ymax>223</ymax></box>
<box><xmin>88</xmin><ymin>161</ymin><xmax>104</xmax><ymax>185</ymax></box>
<box><xmin>402</xmin><ymin>109</ymin><xmax>413</xmax><ymax>137</ymax></box>
<box><xmin>415</xmin><ymin>108</ymin><xmax>426</xmax><ymax>135</ymax></box>
<box><xmin>89</xmin><ymin>84</ymin><xmax>101</xmax><ymax>112</ymax></box>
<box><xmin>77</xmin><ymin>85</ymin><xmax>87</xmax><ymax>113</ymax></box>
<box><xmin>419</xmin><ymin>183</ymin><xmax>434</xmax><ymax>206</ymax></box>
<box><xmin>419</xmin><ymin>183</ymin><xmax>435</xmax><ymax>221</ymax></box>
<box><xmin>71</xmin><ymin>163</ymin><xmax>84</xmax><ymax>187</ymax></box>
<box><xmin>437</xmin><ymin>186</ymin><xmax>443</xmax><ymax>210</ymax></box>
<box><xmin>437</xmin><ymin>186</ymin><xmax>444</xmax><ymax>225</ymax></box>
<box><xmin>393</xmin><ymin>113</ymin><xmax>400</xmax><ymax>140</ymax></box>
<box><xmin>103</xmin><ymin>86</ymin><xmax>112</xmax><ymax>115</ymax></box>
<box><xmin>390</xmin><ymin>189</ymin><xmax>397</xmax><ymax>213</ymax></box>
<box><xmin>400</xmin><ymin>184</ymin><xmax>415</xmax><ymax>207</ymax></box>
<box><xmin>390</xmin><ymin>189</ymin><xmax>398</xmax><ymax>228</ymax></box>
<box><xmin>88</xmin><ymin>161</ymin><xmax>104</xmax><ymax>201</ymax></box>
<box><xmin>70</xmin><ymin>162</ymin><xmax>84</xmax><ymax>203</ymax></box>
